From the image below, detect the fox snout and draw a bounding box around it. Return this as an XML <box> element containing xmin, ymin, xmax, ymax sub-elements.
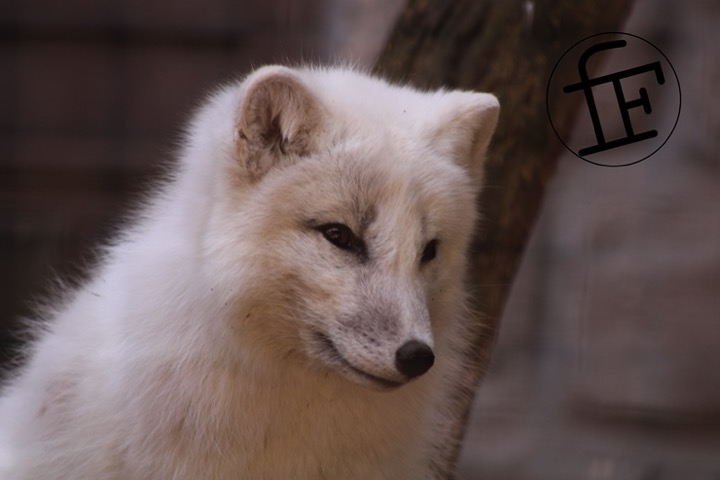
<box><xmin>311</xmin><ymin>290</ymin><xmax>437</xmax><ymax>390</ymax></box>
<box><xmin>314</xmin><ymin>331</ymin><xmax>436</xmax><ymax>390</ymax></box>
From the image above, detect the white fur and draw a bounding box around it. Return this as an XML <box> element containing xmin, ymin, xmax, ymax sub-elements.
<box><xmin>0</xmin><ymin>65</ymin><xmax>499</xmax><ymax>479</ymax></box>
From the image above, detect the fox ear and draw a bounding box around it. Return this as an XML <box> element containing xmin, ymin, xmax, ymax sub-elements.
<box><xmin>432</xmin><ymin>92</ymin><xmax>500</xmax><ymax>182</ymax></box>
<box><xmin>235</xmin><ymin>67</ymin><xmax>323</xmax><ymax>182</ymax></box>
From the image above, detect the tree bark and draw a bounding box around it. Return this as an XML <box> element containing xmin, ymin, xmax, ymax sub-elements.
<box><xmin>375</xmin><ymin>1</ymin><xmax>635</xmax><ymax>476</ymax></box>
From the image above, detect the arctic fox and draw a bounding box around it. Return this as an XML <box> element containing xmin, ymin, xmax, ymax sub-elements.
<box><xmin>0</xmin><ymin>65</ymin><xmax>499</xmax><ymax>479</ymax></box>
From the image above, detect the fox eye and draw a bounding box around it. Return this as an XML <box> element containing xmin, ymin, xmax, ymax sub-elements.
<box><xmin>420</xmin><ymin>239</ymin><xmax>438</xmax><ymax>264</ymax></box>
<box><xmin>318</xmin><ymin>223</ymin><xmax>358</xmax><ymax>251</ymax></box>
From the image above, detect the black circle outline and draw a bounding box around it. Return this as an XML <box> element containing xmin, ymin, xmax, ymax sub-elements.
<box><xmin>546</xmin><ymin>31</ymin><xmax>682</xmax><ymax>167</ymax></box>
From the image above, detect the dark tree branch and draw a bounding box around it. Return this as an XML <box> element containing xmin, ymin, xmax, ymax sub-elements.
<box><xmin>375</xmin><ymin>1</ymin><xmax>635</xmax><ymax>476</ymax></box>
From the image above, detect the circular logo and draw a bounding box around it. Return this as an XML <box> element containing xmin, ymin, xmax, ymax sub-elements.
<box><xmin>547</xmin><ymin>32</ymin><xmax>681</xmax><ymax>167</ymax></box>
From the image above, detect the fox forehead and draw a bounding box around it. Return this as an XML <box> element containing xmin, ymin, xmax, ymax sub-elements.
<box><xmin>301</xmin><ymin>67</ymin><xmax>450</xmax><ymax>129</ymax></box>
<box><xmin>256</xmin><ymin>137</ymin><xmax>476</xmax><ymax>242</ymax></box>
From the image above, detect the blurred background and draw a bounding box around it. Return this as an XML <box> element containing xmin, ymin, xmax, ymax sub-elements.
<box><xmin>1</xmin><ymin>0</ymin><xmax>719</xmax><ymax>478</ymax></box>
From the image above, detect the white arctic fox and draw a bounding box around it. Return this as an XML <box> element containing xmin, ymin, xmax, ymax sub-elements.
<box><xmin>0</xmin><ymin>65</ymin><xmax>499</xmax><ymax>479</ymax></box>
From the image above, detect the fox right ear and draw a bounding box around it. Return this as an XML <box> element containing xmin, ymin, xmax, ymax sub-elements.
<box><xmin>430</xmin><ymin>92</ymin><xmax>500</xmax><ymax>185</ymax></box>
<box><xmin>234</xmin><ymin>67</ymin><xmax>324</xmax><ymax>183</ymax></box>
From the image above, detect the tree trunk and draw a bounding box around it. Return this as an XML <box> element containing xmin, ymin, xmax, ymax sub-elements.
<box><xmin>375</xmin><ymin>1</ymin><xmax>635</xmax><ymax>476</ymax></box>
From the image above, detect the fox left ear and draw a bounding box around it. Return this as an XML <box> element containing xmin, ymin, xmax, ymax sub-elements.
<box><xmin>235</xmin><ymin>66</ymin><xmax>324</xmax><ymax>183</ymax></box>
<box><xmin>432</xmin><ymin>92</ymin><xmax>500</xmax><ymax>182</ymax></box>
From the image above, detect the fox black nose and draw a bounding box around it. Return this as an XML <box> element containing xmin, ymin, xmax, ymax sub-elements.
<box><xmin>395</xmin><ymin>340</ymin><xmax>435</xmax><ymax>379</ymax></box>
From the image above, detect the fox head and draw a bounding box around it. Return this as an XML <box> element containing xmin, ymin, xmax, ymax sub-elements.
<box><xmin>190</xmin><ymin>66</ymin><xmax>499</xmax><ymax>390</ymax></box>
